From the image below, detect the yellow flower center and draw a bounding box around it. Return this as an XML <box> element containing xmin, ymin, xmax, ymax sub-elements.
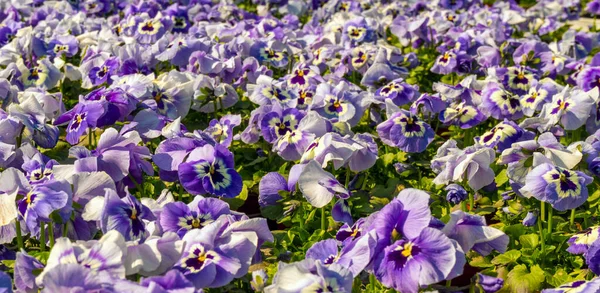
<box><xmin>391</xmin><ymin>228</ymin><xmax>400</xmax><ymax>241</ymax></box>
<box><xmin>191</xmin><ymin>219</ymin><xmax>201</xmax><ymax>228</ymax></box>
<box><xmin>130</xmin><ymin>208</ymin><xmax>137</xmax><ymax>220</ymax></box>
<box><xmin>401</xmin><ymin>242</ymin><xmax>414</xmax><ymax>258</ymax></box>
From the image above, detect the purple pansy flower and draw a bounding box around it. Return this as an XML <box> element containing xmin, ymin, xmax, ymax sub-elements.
<box><xmin>567</xmin><ymin>226</ymin><xmax>600</xmax><ymax>254</ymax></box>
<box><xmin>481</xmin><ymin>82</ymin><xmax>524</xmax><ymax>120</ymax></box>
<box><xmin>178</xmin><ymin>144</ymin><xmax>243</xmax><ymax>198</ymax></box>
<box><xmin>160</xmin><ymin>195</ymin><xmax>231</xmax><ymax>238</ymax></box>
<box><xmin>88</xmin><ymin>58</ymin><xmax>119</xmax><ymax>87</ymax></box>
<box><xmin>55</xmin><ymin>100</ymin><xmax>104</xmax><ymax>145</ymax></box>
<box><xmin>261</xmin><ymin>104</ymin><xmax>304</xmax><ymax>144</ymax></box>
<box><xmin>377</xmin><ymin>106</ymin><xmax>434</xmax><ymax>153</ymax></box>
<box><xmin>375</xmin><ymin>78</ymin><xmax>419</xmax><ymax>106</ymax></box>
<box><xmin>373</xmin><ymin>227</ymin><xmax>456</xmax><ymax>293</ymax></box>
<box><xmin>305</xmin><ymin>232</ymin><xmax>376</xmax><ymax>277</ymax></box>
<box><xmin>100</xmin><ymin>189</ymin><xmax>155</xmax><ymax>241</ymax></box>
<box><xmin>440</xmin><ymin>101</ymin><xmax>486</xmax><ymax>129</ymax></box>
<box><xmin>521</xmin><ymin>163</ymin><xmax>593</xmax><ymax>211</ymax></box>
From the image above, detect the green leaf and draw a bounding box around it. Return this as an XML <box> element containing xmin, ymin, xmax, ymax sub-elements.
<box><xmin>495</xmin><ymin>169</ymin><xmax>508</xmax><ymax>187</ymax></box>
<box><xmin>506</xmin><ymin>264</ymin><xmax>545</xmax><ymax>292</ymax></box>
<box><xmin>380</xmin><ymin>153</ymin><xmax>396</xmax><ymax>167</ymax></box>
<box><xmin>589</xmin><ymin>189</ymin><xmax>600</xmax><ymax>207</ymax></box>
<box><xmin>469</xmin><ymin>256</ymin><xmax>494</xmax><ymax>268</ymax></box>
<box><xmin>546</xmin><ymin>268</ymin><xmax>573</xmax><ymax>287</ymax></box>
<box><xmin>261</xmin><ymin>205</ymin><xmax>284</xmax><ymax>220</ymax></box>
<box><xmin>492</xmin><ymin>250</ymin><xmax>521</xmax><ymax>265</ymax></box>
<box><xmin>519</xmin><ymin>234</ymin><xmax>539</xmax><ymax>249</ymax></box>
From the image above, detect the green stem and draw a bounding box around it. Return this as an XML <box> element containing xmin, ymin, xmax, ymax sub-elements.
<box><xmin>369</xmin><ymin>274</ymin><xmax>377</xmax><ymax>292</ymax></box>
<box><xmin>40</xmin><ymin>222</ymin><xmax>46</xmax><ymax>251</ymax></box>
<box><xmin>570</xmin><ymin>209</ymin><xmax>576</xmax><ymax>226</ymax></box>
<box><xmin>361</xmin><ymin>171</ymin><xmax>369</xmax><ymax>190</ymax></box>
<box><xmin>461</xmin><ymin>201</ymin><xmax>467</xmax><ymax>212</ymax></box>
<box><xmin>48</xmin><ymin>222</ymin><xmax>55</xmax><ymax>248</ymax></box>
<box><xmin>321</xmin><ymin>207</ymin><xmax>327</xmax><ymax>232</ymax></box>
<box><xmin>345</xmin><ymin>168</ymin><xmax>351</xmax><ymax>189</ymax></box>
<box><xmin>547</xmin><ymin>207</ymin><xmax>553</xmax><ymax>234</ymax></box>
<box><xmin>63</xmin><ymin>222</ymin><xmax>68</xmax><ymax>237</ymax></box>
<box><xmin>469</xmin><ymin>193</ymin><xmax>474</xmax><ymax>211</ymax></box>
<box><xmin>537</xmin><ymin>212</ymin><xmax>545</xmax><ymax>254</ymax></box>
<box><xmin>88</xmin><ymin>127</ymin><xmax>93</xmax><ymax>148</ymax></box>
<box><xmin>15</xmin><ymin>220</ymin><xmax>23</xmax><ymax>250</ymax></box>
<box><xmin>128</xmin><ymin>174</ymin><xmax>144</xmax><ymax>198</ymax></box>
<box><xmin>540</xmin><ymin>201</ymin><xmax>545</xmax><ymax>222</ymax></box>
<box><xmin>16</xmin><ymin>126</ymin><xmax>24</xmax><ymax>147</ymax></box>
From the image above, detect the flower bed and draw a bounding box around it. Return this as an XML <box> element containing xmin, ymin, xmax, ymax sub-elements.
<box><xmin>1</xmin><ymin>0</ymin><xmax>600</xmax><ymax>292</ymax></box>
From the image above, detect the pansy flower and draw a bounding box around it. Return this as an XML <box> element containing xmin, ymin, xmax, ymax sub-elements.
<box><xmin>577</xmin><ymin>66</ymin><xmax>600</xmax><ymax>92</ymax></box>
<box><xmin>146</xmin><ymin>70</ymin><xmax>194</xmax><ymax>120</ymax></box>
<box><xmin>201</xmin><ymin>114</ymin><xmax>242</xmax><ymax>148</ymax></box>
<box><xmin>47</xmin><ymin>34</ymin><xmax>79</xmax><ymax>58</ymax></box>
<box><xmin>346</xmin><ymin>133</ymin><xmax>378</xmax><ymax>172</ymax></box>
<box><xmin>160</xmin><ymin>195</ymin><xmax>231</xmax><ymax>238</ymax></box>
<box><xmin>14</xmin><ymin>251</ymin><xmax>44</xmax><ymax>292</ymax></box>
<box><xmin>258</xmin><ymin>164</ymin><xmax>305</xmax><ymax>207</ymax></box>
<box><xmin>84</xmin><ymin>87</ymin><xmax>137</xmax><ymax>126</ymax></box>
<box><xmin>342</xmin><ymin>17</ymin><xmax>375</xmax><ymax>46</ymax></box>
<box><xmin>298</xmin><ymin>160</ymin><xmax>349</xmax><ymax>208</ymax></box>
<box><xmin>100</xmin><ymin>189</ymin><xmax>155</xmax><ymax>241</ymax></box>
<box><xmin>375</xmin><ymin>78</ymin><xmax>419</xmax><ymax>106</ymax></box>
<box><xmin>567</xmin><ymin>226</ymin><xmax>600</xmax><ymax>254</ymax></box>
<box><xmin>260</xmin><ymin>104</ymin><xmax>304</xmax><ymax>143</ymax></box>
<box><xmin>305</xmin><ymin>233</ymin><xmax>376</xmax><ymax>277</ymax></box>
<box><xmin>165</xmin><ymin>4</ymin><xmax>191</xmax><ymax>33</ymax></box>
<box><xmin>287</xmin><ymin>66</ymin><xmax>319</xmax><ymax>88</ymax></box>
<box><xmin>17</xmin><ymin>180</ymin><xmax>72</xmax><ymax>236</ymax></box>
<box><xmin>377</xmin><ymin>104</ymin><xmax>434</xmax><ymax>153</ymax></box>
<box><xmin>0</xmin><ymin>168</ymin><xmax>30</xmax><ymax>244</ymax></box>
<box><xmin>176</xmin><ymin>218</ymin><xmax>261</xmax><ymax>288</ymax></box>
<box><xmin>520</xmin><ymin>81</ymin><xmax>558</xmax><ymax>117</ymax></box>
<box><xmin>312</xmin><ymin>82</ymin><xmax>364</xmax><ymax>124</ymax></box>
<box><xmin>88</xmin><ymin>57</ymin><xmax>119</xmax><ymax>87</ymax></box>
<box><xmin>336</xmin><ymin>218</ymin><xmax>366</xmax><ymax>246</ymax></box>
<box><xmin>540</xmin><ymin>86</ymin><xmax>597</xmax><ymax>131</ymax></box>
<box><xmin>22</xmin><ymin>153</ymin><xmax>57</xmax><ymax>184</ymax></box>
<box><xmin>347</xmin><ymin>47</ymin><xmax>373</xmax><ymax>73</ymax></box>
<box><xmin>300</xmin><ymin>133</ymin><xmax>356</xmax><ymax>170</ymax></box>
<box><xmin>498</xmin><ymin>133</ymin><xmax>583</xmax><ymax>190</ymax></box>
<box><xmin>373</xmin><ymin>227</ymin><xmax>457</xmax><ymax>293</ymax></box>
<box><xmin>481</xmin><ymin>82</ymin><xmax>524</xmax><ymax>120</ymax></box>
<box><xmin>249</xmin><ymin>76</ymin><xmax>298</xmax><ymax>108</ymax></box>
<box><xmin>477</xmin><ymin>120</ymin><xmax>531</xmax><ymax>151</ymax></box>
<box><xmin>521</xmin><ymin>163</ymin><xmax>593</xmax><ymax>211</ymax></box>
<box><xmin>250</xmin><ymin>40</ymin><xmax>289</xmax><ymax>68</ymax></box>
<box><xmin>54</xmin><ymin>100</ymin><xmax>104</xmax><ymax>145</ymax></box>
<box><xmin>8</xmin><ymin>96</ymin><xmax>59</xmax><ymax>149</ymax></box>
<box><xmin>265</xmin><ymin>260</ymin><xmax>353</xmax><ymax>293</ymax></box>
<box><xmin>273</xmin><ymin>111</ymin><xmax>329</xmax><ymax>161</ymax></box>
<box><xmin>39</xmin><ymin>230</ymin><xmax>127</xmax><ymax>282</ymax></box>
<box><xmin>296</xmin><ymin>87</ymin><xmax>316</xmax><ymax>112</ymax></box>
<box><xmin>441</xmin><ymin>211</ymin><xmax>508</xmax><ymax>256</ymax></box>
<box><xmin>542</xmin><ymin>277</ymin><xmax>600</xmax><ymax>293</ymax></box>
<box><xmin>127</xmin><ymin>13</ymin><xmax>172</xmax><ymax>45</ymax></box>
<box><xmin>503</xmin><ymin>66</ymin><xmax>536</xmax><ymax>94</ymax></box>
<box><xmin>177</xmin><ymin>144</ymin><xmax>243</xmax><ymax>198</ymax></box>
<box><xmin>439</xmin><ymin>101</ymin><xmax>486</xmax><ymax>129</ymax></box>
<box><xmin>431</xmin><ymin>50</ymin><xmax>470</xmax><ymax>75</ymax></box>
<box><xmin>16</xmin><ymin>59</ymin><xmax>61</xmax><ymax>90</ymax></box>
